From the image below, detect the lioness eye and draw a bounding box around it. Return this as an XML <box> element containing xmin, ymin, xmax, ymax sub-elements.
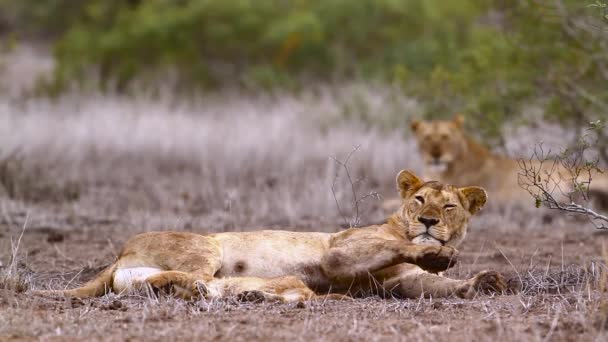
<box><xmin>415</xmin><ymin>196</ymin><xmax>425</xmax><ymax>204</ymax></box>
<box><xmin>444</xmin><ymin>204</ymin><xmax>457</xmax><ymax>209</ymax></box>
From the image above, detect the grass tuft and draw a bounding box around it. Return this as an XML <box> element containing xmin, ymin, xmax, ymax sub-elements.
<box><xmin>510</xmin><ymin>263</ymin><xmax>606</xmax><ymax>295</ymax></box>
<box><xmin>0</xmin><ymin>215</ymin><xmax>31</xmax><ymax>293</ymax></box>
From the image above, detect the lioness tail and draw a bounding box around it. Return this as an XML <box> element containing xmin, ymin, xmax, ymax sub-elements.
<box><xmin>33</xmin><ymin>263</ymin><xmax>117</xmax><ymax>298</ymax></box>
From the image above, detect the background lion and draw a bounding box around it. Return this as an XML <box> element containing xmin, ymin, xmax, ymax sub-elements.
<box><xmin>383</xmin><ymin>115</ymin><xmax>608</xmax><ymax>213</ymax></box>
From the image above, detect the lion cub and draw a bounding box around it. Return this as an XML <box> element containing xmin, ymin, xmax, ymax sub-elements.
<box><xmin>35</xmin><ymin>170</ymin><xmax>506</xmax><ymax>302</ymax></box>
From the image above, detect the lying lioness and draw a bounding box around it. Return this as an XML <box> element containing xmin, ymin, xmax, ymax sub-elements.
<box><xmin>35</xmin><ymin>170</ymin><xmax>506</xmax><ymax>302</ymax></box>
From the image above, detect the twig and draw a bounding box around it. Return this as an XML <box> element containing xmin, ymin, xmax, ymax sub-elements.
<box><xmin>8</xmin><ymin>211</ymin><xmax>29</xmax><ymax>275</ymax></box>
<box><xmin>330</xmin><ymin>145</ymin><xmax>380</xmax><ymax>228</ymax></box>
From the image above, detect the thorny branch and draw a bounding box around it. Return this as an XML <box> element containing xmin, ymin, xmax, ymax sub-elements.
<box><xmin>518</xmin><ymin>122</ymin><xmax>608</xmax><ymax>229</ymax></box>
<box><xmin>330</xmin><ymin>145</ymin><xmax>380</xmax><ymax>228</ymax></box>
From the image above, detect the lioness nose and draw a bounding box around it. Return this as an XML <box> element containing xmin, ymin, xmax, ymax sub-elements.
<box><xmin>418</xmin><ymin>216</ymin><xmax>440</xmax><ymax>228</ymax></box>
<box><xmin>430</xmin><ymin>147</ymin><xmax>441</xmax><ymax>158</ymax></box>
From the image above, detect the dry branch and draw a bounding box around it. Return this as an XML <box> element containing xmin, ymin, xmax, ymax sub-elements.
<box><xmin>518</xmin><ymin>121</ymin><xmax>608</xmax><ymax>229</ymax></box>
<box><xmin>330</xmin><ymin>145</ymin><xmax>380</xmax><ymax>228</ymax></box>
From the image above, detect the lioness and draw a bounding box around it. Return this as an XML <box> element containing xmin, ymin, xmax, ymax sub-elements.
<box><xmin>35</xmin><ymin>170</ymin><xmax>506</xmax><ymax>302</ymax></box>
<box><xmin>379</xmin><ymin>115</ymin><xmax>608</xmax><ymax>213</ymax></box>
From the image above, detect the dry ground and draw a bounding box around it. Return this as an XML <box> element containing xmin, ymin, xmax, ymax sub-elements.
<box><xmin>1</xmin><ymin>91</ymin><xmax>608</xmax><ymax>341</ymax></box>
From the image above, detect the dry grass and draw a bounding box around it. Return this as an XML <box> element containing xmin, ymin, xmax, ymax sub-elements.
<box><xmin>0</xmin><ymin>86</ymin><xmax>607</xmax><ymax>341</ymax></box>
<box><xmin>0</xmin><ymin>88</ymin><xmax>423</xmax><ymax>230</ymax></box>
<box><xmin>0</xmin><ymin>215</ymin><xmax>30</xmax><ymax>294</ymax></box>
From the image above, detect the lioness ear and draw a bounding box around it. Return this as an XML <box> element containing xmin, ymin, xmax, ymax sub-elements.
<box><xmin>396</xmin><ymin>170</ymin><xmax>424</xmax><ymax>199</ymax></box>
<box><xmin>459</xmin><ymin>186</ymin><xmax>487</xmax><ymax>215</ymax></box>
<box><xmin>453</xmin><ymin>114</ymin><xmax>465</xmax><ymax>127</ymax></box>
<box><xmin>410</xmin><ymin>119</ymin><xmax>421</xmax><ymax>132</ymax></box>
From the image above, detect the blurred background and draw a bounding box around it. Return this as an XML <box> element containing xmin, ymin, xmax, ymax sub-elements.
<box><xmin>0</xmin><ymin>0</ymin><xmax>607</xmax><ymax>230</ymax></box>
<box><xmin>1</xmin><ymin>1</ymin><xmax>607</xmax><ymax>137</ymax></box>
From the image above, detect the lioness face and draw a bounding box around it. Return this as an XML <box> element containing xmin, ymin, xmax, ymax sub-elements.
<box><xmin>395</xmin><ymin>170</ymin><xmax>487</xmax><ymax>247</ymax></box>
<box><xmin>410</xmin><ymin>115</ymin><xmax>467</xmax><ymax>173</ymax></box>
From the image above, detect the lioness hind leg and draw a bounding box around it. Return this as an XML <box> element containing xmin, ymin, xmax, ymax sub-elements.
<box><xmin>144</xmin><ymin>271</ymin><xmax>207</xmax><ymax>300</ymax></box>
<box><xmin>258</xmin><ymin>276</ymin><xmax>351</xmax><ymax>302</ymax></box>
<box><xmin>117</xmin><ymin>232</ymin><xmax>222</xmax><ymax>298</ymax></box>
<box><xmin>257</xmin><ymin>276</ymin><xmax>352</xmax><ymax>302</ymax></box>
<box><xmin>208</xmin><ymin>276</ymin><xmax>347</xmax><ymax>303</ymax></box>
<box><xmin>211</xmin><ymin>276</ymin><xmax>313</xmax><ymax>303</ymax></box>
<box><xmin>235</xmin><ymin>286</ymin><xmax>349</xmax><ymax>303</ymax></box>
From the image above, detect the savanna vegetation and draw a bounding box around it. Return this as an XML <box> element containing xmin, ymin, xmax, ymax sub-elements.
<box><xmin>1</xmin><ymin>0</ymin><xmax>607</xmax><ymax>147</ymax></box>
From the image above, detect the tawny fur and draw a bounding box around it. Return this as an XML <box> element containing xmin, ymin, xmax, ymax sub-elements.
<box><xmin>34</xmin><ymin>170</ymin><xmax>506</xmax><ymax>302</ymax></box>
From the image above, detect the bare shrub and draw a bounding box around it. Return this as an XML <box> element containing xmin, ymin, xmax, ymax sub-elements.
<box><xmin>518</xmin><ymin>120</ymin><xmax>608</xmax><ymax>229</ymax></box>
<box><xmin>330</xmin><ymin>145</ymin><xmax>381</xmax><ymax>228</ymax></box>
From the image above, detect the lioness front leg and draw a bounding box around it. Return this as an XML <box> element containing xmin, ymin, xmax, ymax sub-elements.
<box><xmin>386</xmin><ymin>270</ymin><xmax>506</xmax><ymax>299</ymax></box>
<box><xmin>321</xmin><ymin>238</ymin><xmax>458</xmax><ymax>285</ymax></box>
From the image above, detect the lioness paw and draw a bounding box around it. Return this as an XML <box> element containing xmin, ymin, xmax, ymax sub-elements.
<box><xmin>193</xmin><ymin>280</ymin><xmax>208</xmax><ymax>298</ymax></box>
<box><xmin>457</xmin><ymin>270</ymin><xmax>506</xmax><ymax>299</ymax></box>
<box><xmin>236</xmin><ymin>290</ymin><xmax>283</xmax><ymax>303</ymax></box>
<box><xmin>415</xmin><ymin>246</ymin><xmax>458</xmax><ymax>273</ymax></box>
<box><xmin>236</xmin><ymin>290</ymin><xmax>266</xmax><ymax>303</ymax></box>
<box><xmin>146</xmin><ymin>276</ymin><xmax>173</xmax><ymax>295</ymax></box>
<box><xmin>472</xmin><ymin>270</ymin><xmax>507</xmax><ymax>293</ymax></box>
<box><xmin>146</xmin><ymin>275</ymin><xmax>200</xmax><ymax>300</ymax></box>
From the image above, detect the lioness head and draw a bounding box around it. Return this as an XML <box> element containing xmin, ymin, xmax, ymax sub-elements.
<box><xmin>394</xmin><ymin>169</ymin><xmax>487</xmax><ymax>247</ymax></box>
<box><xmin>410</xmin><ymin>115</ymin><xmax>468</xmax><ymax>173</ymax></box>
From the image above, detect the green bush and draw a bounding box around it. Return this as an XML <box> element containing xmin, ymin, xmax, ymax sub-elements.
<box><xmin>403</xmin><ymin>0</ymin><xmax>608</xmax><ymax>145</ymax></box>
<box><xmin>1</xmin><ymin>0</ymin><xmax>607</xmax><ymax>148</ymax></box>
<box><xmin>2</xmin><ymin>0</ymin><xmax>486</xmax><ymax>88</ymax></box>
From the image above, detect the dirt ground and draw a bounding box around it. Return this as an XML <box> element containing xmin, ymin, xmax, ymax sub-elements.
<box><xmin>2</xmin><ymin>194</ymin><xmax>608</xmax><ymax>341</ymax></box>
<box><xmin>1</xmin><ymin>93</ymin><xmax>608</xmax><ymax>341</ymax></box>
